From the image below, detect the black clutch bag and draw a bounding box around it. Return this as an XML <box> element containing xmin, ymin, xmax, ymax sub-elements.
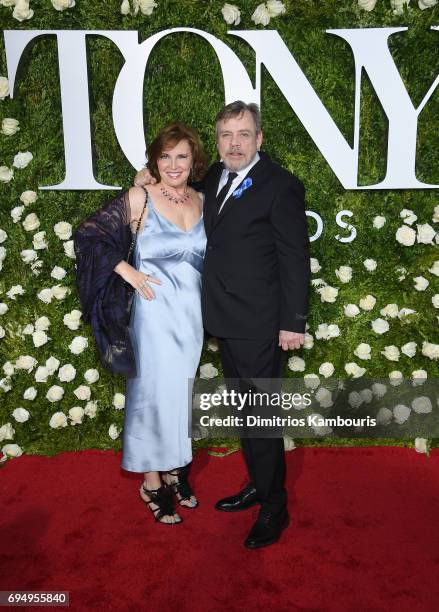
<box><xmin>91</xmin><ymin>193</ymin><xmax>147</xmax><ymax>378</ymax></box>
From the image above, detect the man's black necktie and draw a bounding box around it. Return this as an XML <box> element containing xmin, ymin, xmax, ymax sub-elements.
<box><xmin>216</xmin><ymin>171</ymin><xmax>238</xmax><ymax>214</ymax></box>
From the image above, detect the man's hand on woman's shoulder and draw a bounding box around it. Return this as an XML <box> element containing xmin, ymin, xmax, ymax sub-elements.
<box><xmin>134</xmin><ymin>167</ymin><xmax>156</xmax><ymax>187</ymax></box>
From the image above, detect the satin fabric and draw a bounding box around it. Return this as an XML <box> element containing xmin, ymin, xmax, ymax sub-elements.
<box><xmin>122</xmin><ymin>196</ymin><xmax>206</xmax><ymax>473</ymax></box>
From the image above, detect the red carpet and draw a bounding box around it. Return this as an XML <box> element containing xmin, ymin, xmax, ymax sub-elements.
<box><xmin>1</xmin><ymin>447</ymin><xmax>439</xmax><ymax>612</ymax></box>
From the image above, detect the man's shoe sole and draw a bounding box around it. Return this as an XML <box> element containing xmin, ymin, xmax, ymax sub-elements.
<box><xmin>215</xmin><ymin>498</ymin><xmax>259</xmax><ymax>512</ymax></box>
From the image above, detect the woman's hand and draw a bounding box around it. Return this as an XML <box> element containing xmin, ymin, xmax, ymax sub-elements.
<box><xmin>114</xmin><ymin>261</ymin><xmax>161</xmax><ymax>300</ymax></box>
<box><xmin>134</xmin><ymin>167</ymin><xmax>156</xmax><ymax>187</ymax></box>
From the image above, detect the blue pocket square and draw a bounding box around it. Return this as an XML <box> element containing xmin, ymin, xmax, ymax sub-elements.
<box><xmin>232</xmin><ymin>177</ymin><xmax>253</xmax><ymax>199</ymax></box>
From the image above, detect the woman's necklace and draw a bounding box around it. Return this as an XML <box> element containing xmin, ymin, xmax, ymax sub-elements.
<box><xmin>160</xmin><ymin>185</ymin><xmax>190</xmax><ymax>205</ymax></box>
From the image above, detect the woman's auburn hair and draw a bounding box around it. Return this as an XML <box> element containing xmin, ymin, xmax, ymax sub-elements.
<box><xmin>146</xmin><ymin>122</ymin><xmax>208</xmax><ymax>183</ymax></box>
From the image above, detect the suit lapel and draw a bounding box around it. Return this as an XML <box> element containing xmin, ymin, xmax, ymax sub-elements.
<box><xmin>204</xmin><ymin>163</ymin><xmax>223</xmax><ymax>237</ymax></box>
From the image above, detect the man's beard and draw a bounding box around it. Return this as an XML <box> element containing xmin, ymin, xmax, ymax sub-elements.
<box><xmin>223</xmin><ymin>153</ymin><xmax>248</xmax><ymax>172</ymax></box>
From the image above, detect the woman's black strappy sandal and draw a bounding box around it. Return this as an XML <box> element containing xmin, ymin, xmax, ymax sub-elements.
<box><xmin>164</xmin><ymin>466</ymin><xmax>199</xmax><ymax>509</ymax></box>
<box><xmin>139</xmin><ymin>483</ymin><xmax>183</xmax><ymax>524</ymax></box>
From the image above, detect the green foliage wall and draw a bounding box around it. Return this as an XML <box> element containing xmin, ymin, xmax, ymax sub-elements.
<box><xmin>0</xmin><ymin>0</ymin><xmax>438</xmax><ymax>458</ymax></box>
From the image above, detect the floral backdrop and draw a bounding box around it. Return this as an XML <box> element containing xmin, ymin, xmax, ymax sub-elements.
<box><xmin>0</xmin><ymin>0</ymin><xmax>438</xmax><ymax>461</ymax></box>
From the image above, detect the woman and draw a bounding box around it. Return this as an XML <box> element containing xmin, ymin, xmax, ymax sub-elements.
<box><xmin>76</xmin><ymin>123</ymin><xmax>208</xmax><ymax>525</ymax></box>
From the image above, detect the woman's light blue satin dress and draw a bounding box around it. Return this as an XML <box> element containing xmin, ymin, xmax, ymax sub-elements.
<box><xmin>122</xmin><ymin>196</ymin><xmax>206</xmax><ymax>473</ymax></box>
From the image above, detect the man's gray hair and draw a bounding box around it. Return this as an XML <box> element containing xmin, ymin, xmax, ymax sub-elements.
<box><xmin>215</xmin><ymin>100</ymin><xmax>262</xmax><ymax>134</ymax></box>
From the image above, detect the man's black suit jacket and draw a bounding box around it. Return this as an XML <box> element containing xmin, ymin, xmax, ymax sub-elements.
<box><xmin>201</xmin><ymin>151</ymin><xmax>310</xmax><ymax>340</ymax></box>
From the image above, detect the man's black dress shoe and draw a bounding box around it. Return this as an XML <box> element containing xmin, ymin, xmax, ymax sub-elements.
<box><xmin>244</xmin><ymin>508</ymin><xmax>289</xmax><ymax>549</ymax></box>
<box><xmin>215</xmin><ymin>484</ymin><xmax>258</xmax><ymax>512</ymax></box>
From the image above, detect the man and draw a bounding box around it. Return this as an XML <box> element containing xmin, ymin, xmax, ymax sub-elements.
<box><xmin>136</xmin><ymin>101</ymin><xmax>310</xmax><ymax>548</ymax></box>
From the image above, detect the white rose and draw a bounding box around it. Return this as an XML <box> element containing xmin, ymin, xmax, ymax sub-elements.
<box><xmin>221</xmin><ymin>3</ymin><xmax>241</xmax><ymax>25</ymax></box>
<box><xmin>3</xmin><ymin>362</ymin><xmax>14</xmax><ymax>376</ymax></box>
<box><xmin>411</xmin><ymin>397</ymin><xmax>432</xmax><ymax>414</ymax></box>
<box><xmin>344</xmin><ymin>362</ymin><xmax>366</xmax><ymax>378</ymax></box>
<box><xmin>69</xmin><ymin>336</ymin><xmax>88</xmax><ymax>354</ymax></box>
<box><xmin>390</xmin><ymin>0</ymin><xmax>410</xmax><ymax>15</ymax></box>
<box><xmin>393</xmin><ymin>404</ymin><xmax>411</xmax><ymax>424</ymax></box>
<box><xmin>23</xmin><ymin>324</ymin><xmax>34</xmax><ymax>335</ymax></box>
<box><xmin>32</xmin><ymin>330</ymin><xmax>49</xmax><ymax>347</ymax></box>
<box><xmin>0</xmin><ymin>76</ymin><xmax>10</xmax><ymax>99</ymax></box>
<box><xmin>37</xmin><ymin>288</ymin><xmax>53</xmax><ymax>304</ymax></box>
<box><xmin>311</xmin><ymin>278</ymin><xmax>326</xmax><ymax>288</ymax></box>
<box><xmin>380</xmin><ymin>303</ymin><xmax>399</xmax><ymax>318</ymax></box>
<box><xmin>318</xmin><ymin>362</ymin><xmax>334</xmax><ymax>378</ymax></box>
<box><xmin>46</xmin><ymin>356</ymin><xmax>60</xmax><ymax>374</ymax></box>
<box><xmin>135</xmin><ymin>0</ymin><xmax>157</xmax><ymax>14</ymax></box>
<box><xmin>310</xmin><ymin>258</ymin><xmax>321</xmax><ymax>273</ymax></box>
<box><xmin>315</xmin><ymin>387</ymin><xmax>333</xmax><ymax>408</ymax></box>
<box><xmin>344</xmin><ymin>304</ymin><xmax>360</xmax><ymax>317</ymax></box>
<box><xmin>13</xmin><ymin>407</ymin><xmax>30</xmax><ymax>423</ymax></box>
<box><xmin>414</xmin><ymin>438</ymin><xmax>429</xmax><ymax>453</ymax></box>
<box><xmin>287</xmin><ymin>356</ymin><xmax>305</xmax><ymax>372</ymax></box>
<box><xmin>266</xmin><ymin>0</ymin><xmax>286</xmax><ymax>17</ymax></box>
<box><xmin>432</xmin><ymin>294</ymin><xmax>439</xmax><ymax>309</ymax></box>
<box><xmin>6</xmin><ymin>284</ymin><xmax>25</xmax><ymax>299</ymax></box>
<box><xmin>359</xmin><ymin>295</ymin><xmax>376</xmax><ymax>311</ymax></box>
<box><xmin>251</xmin><ymin>3</ymin><xmax>271</xmax><ymax>25</ymax></box>
<box><xmin>69</xmin><ymin>406</ymin><xmax>84</xmax><ymax>425</ymax></box>
<box><xmin>54</xmin><ymin>221</ymin><xmax>72</xmax><ymax>241</ymax></box>
<box><xmin>0</xmin><ymin>246</ymin><xmax>5</xmax><ymax>261</ymax></box>
<box><xmin>389</xmin><ymin>370</ymin><xmax>403</xmax><ymax>386</ymax></box>
<box><xmin>0</xmin><ymin>377</ymin><xmax>12</xmax><ymax>392</ymax></box>
<box><xmin>85</xmin><ymin>400</ymin><xmax>98</xmax><ymax>418</ymax></box>
<box><xmin>0</xmin><ymin>229</ymin><xmax>7</xmax><ymax>243</ymax></box>
<box><xmin>52</xmin><ymin>284</ymin><xmax>69</xmax><ymax>300</ymax></box>
<box><xmin>428</xmin><ymin>261</ymin><xmax>439</xmax><ymax>277</ymax></box>
<box><xmin>20</xmin><ymin>190</ymin><xmax>37</xmax><ymax>205</ymax></box>
<box><xmin>22</xmin><ymin>213</ymin><xmax>40</xmax><ymax>232</ymax></box>
<box><xmin>0</xmin><ymin>1</ymin><xmax>16</xmax><ymax>6</ymax></box>
<box><xmin>13</xmin><ymin>151</ymin><xmax>33</xmax><ymax>169</ymax></box>
<box><xmin>396</xmin><ymin>225</ymin><xmax>416</xmax><ymax>246</ymax></box>
<box><xmin>51</xmin><ymin>0</ymin><xmax>76</xmax><ymax>10</ymax></box>
<box><xmin>1</xmin><ymin>118</ymin><xmax>20</xmax><ymax>136</ymax></box>
<box><xmin>113</xmin><ymin>392</ymin><xmax>125</xmax><ymax>410</ymax></box>
<box><xmin>348</xmin><ymin>391</ymin><xmax>363</xmax><ymax>409</ymax></box>
<box><xmin>34</xmin><ymin>366</ymin><xmax>50</xmax><ymax>383</ymax></box>
<box><xmin>317</xmin><ymin>285</ymin><xmax>338</xmax><ymax>303</ymax></box>
<box><xmin>315</xmin><ymin>324</ymin><xmax>332</xmax><ymax>340</ymax></box>
<box><xmin>283</xmin><ymin>435</ymin><xmax>295</xmax><ymax>451</ymax></box>
<box><xmin>0</xmin><ymin>303</ymin><xmax>8</xmax><ymax>315</ymax></box>
<box><xmin>303</xmin><ymin>374</ymin><xmax>320</xmax><ymax>390</ymax></box>
<box><xmin>372</xmin><ymin>382</ymin><xmax>387</xmax><ymax>398</ymax></box>
<box><xmin>400</xmin><ymin>208</ymin><xmax>417</xmax><ymax>225</ymax></box>
<box><xmin>58</xmin><ymin>364</ymin><xmax>76</xmax><ymax>383</ymax></box>
<box><xmin>0</xmin><ymin>166</ymin><xmax>13</xmax><ymax>183</ymax></box>
<box><xmin>373</xmin><ymin>215</ymin><xmax>386</xmax><ymax>228</ymax></box>
<box><xmin>0</xmin><ymin>326</ymin><xmax>4</xmax><ymax>339</ymax></box>
<box><xmin>49</xmin><ymin>412</ymin><xmax>68</xmax><ymax>428</ymax></box>
<box><xmin>15</xmin><ymin>355</ymin><xmax>37</xmax><ymax>372</ymax></box>
<box><xmin>207</xmin><ymin>338</ymin><xmax>218</xmax><ymax>352</ymax></box>
<box><xmin>371</xmin><ymin>318</ymin><xmax>389</xmax><ymax>334</ymax></box>
<box><xmin>120</xmin><ymin>0</ymin><xmax>130</xmax><ymax>15</ymax></box>
<box><xmin>433</xmin><ymin>204</ymin><xmax>439</xmax><ymax>223</ymax></box>
<box><xmin>413</xmin><ymin>276</ymin><xmax>429</xmax><ymax>291</ymax></box>
<box><xmin>46</xmin><ymin>385</ymin><xmax>64</xmax><ymax>402</ymax></box>
<box><xmin>74</xmin><ymin>385</ymin><xmax>91</xmax><ymax>401</ymax></box>
<box><xmin>401</xmin><ymin>342</ymin><xmax>416</xmax><ymax>357</ymax></box>
<box><xmin>13</xmin><ymin>0</ymin><xmax>34</xmax><ymax>21</ymax></box>
<box><xmin>84</xmin><ymin>368</ymin><xmax>99</xmax><ymax>384</ymax></box>
<box><xmin>354</xmin><ymin>343</ymin><xmax>371</xmax><ymax>360</ymax></box>
<box><xmin>381</xmin><ymin>345</ymin><xmax>400</xmax><ymax>361</ymax></box>
<box><xmin>108</xmin><ymin>424</ymin><xmax>120</xmax><ymax>440</ymax></box>
<box><xmin>23</xmin><ymin>386</ymin><xmax>37</xmax><ymax>400</ymax></box>
<box><xmin>0</xmin><ymin>423</ymin><xmax>15</xmax><ymax>442</ymax></box>
<box><xmin>1</xmin><ymin>444</ymin><xmax>23</xmax><ymax>460</ymax></box>
<box><xmin>63</xmin><ymin>240</ymin><xmax>76</xmax><ymax>258</ymax></box>
<box><xmin>363</xmin><ymin>258</ymin><xmax>377</xmax><ymax>271</ymax></box>
<box><xmin>11</xmin><ymin>205</ymin><xmax>24</xmax><ymax>223</ymax></box>
<box><xmin>421</xmin><ymin>341</ymin><xmax>439</xmax><ymax>360</ymax></box>
<box><xmin>416</xmin><ymin>223</ymin><xmax>435</xmax><ymax>245</ymax></box>
<box><xmin>412</xmin><ymin>369</ymin><xmax>427</xmax><ymax>386</ymax></box>
<box><xmin>335</xmin><ymin>265</ymin><xmax>352</xmax><ymax>283</ymax></box>
<box><xmin>360</xmin><ymin>389</ymin><xmax>374</xmax><ymax>404</ymax></box>
<box><xmin>418</xmin><ymin>0</ymin><xmax>437</xmax><ymax>9</ymax></box>
<box><xmin>358</xmin><ymin>0</ymin><xmax>377</xmax><ymax>9</ymax></box>
<box><xmin>303</xmin><ymin>333</ymin><xmax>314</xmax><ymax>349</ymax></box>
<box><xmin>34</xmin><ymin>317</ymin><xmax>50</xmax><ymax>332</ymax></box>
<box><xmin>200</xmin><ymin>363</ymin><xmax>218</xmax><ymax>379</ymax></box>
<box><xmin>63</xmin><ymin>310</ymin><xmax>82</xmax><ymax>330</ymax></box>
<box><xmin>33</xmin><ymin>231</ymin><xmax>48</xmax><ymax>250</ymax></box>
<box><xmin>376</xmin><ymin>407</ymin><xmax>392</xmax><ymax>425</ymax></box>
<box><xmin>51</xmin><ymin>266</ymin><xmax>67</xmax><ymax>280</ymax></box>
